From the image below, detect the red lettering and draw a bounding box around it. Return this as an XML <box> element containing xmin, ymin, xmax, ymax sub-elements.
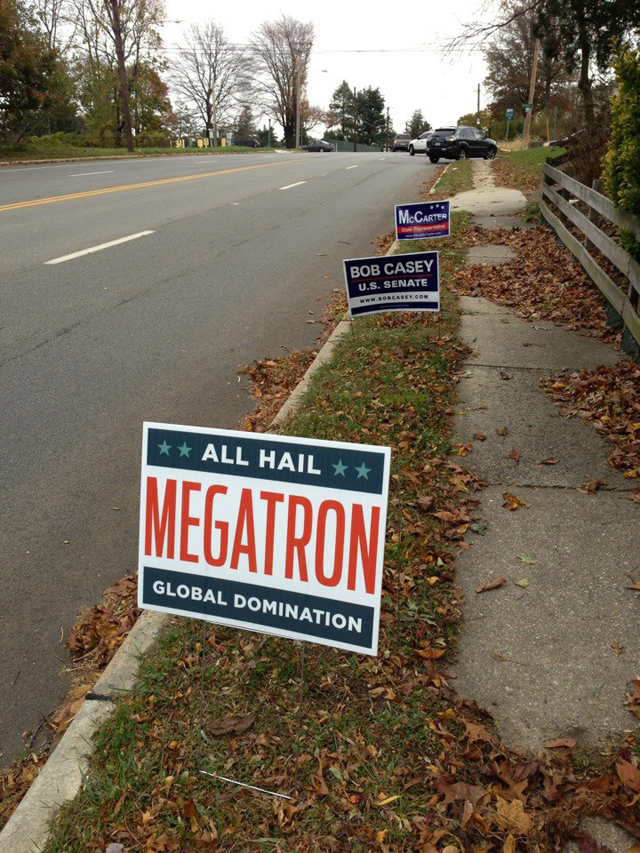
<box><xmin>315</xmin><ymin>500</ymin><xmax>345</xmax><ymax>587</ymax></box>
<box><xmin>180</xmin><ymin>481</ymin><xmax>201</xmax><ymax>563</ymax></box>
<box><xmin>230</xmin><ymin>489</ymin><xmax>257</xmax><ymax>572</ymax></box>
<box><xmin>145</xmin><ymin>477</ymin><xmax>176</xmax><ymax>558</ymax></box>
<box><xmin>347</xmin><ymin>504</ymin><xmax>380</xmax><ymax>594</ymax></box>
<box><xmin>260</xmin><ymin>491</ymin><xmax>284</xmax><ymax>575</ymax></box>
<box><xmin>285</xmin><ymin>495</ymin><xmax>312</xmax><ymax>581</ymax></box>
<box><xmin>203</xmin><ymin>485</ymin><xmax>228</xmax><ymax>567</ymax></box>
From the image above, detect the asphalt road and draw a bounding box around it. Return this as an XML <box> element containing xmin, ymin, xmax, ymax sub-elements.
<box><xmin>0</xmin><ymin>150</ymin><xmax>437</xmax><ymax>764</ymax></box>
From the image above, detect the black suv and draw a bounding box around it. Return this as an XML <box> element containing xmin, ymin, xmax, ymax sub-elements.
<box><xmin>427</xmin><ymin>126</ymin><xmax>497</xmax><ymax>162</ymax></box>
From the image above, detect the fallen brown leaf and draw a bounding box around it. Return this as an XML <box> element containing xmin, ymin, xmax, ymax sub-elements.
<box><xmin>499</xmin><ymin>371</ymin><xmax>511</xmax><ymax>380</ymax></box>
<box><xmin>507</xmin><ymin>449</ymin><xmax>520</xmax><ymax>464</ymax></box>
<box><xmin>611</xmin><ymin>640</ymin><xmax>624</xmax><ymax>655</ymax></box>
<box><xmin>545</xmin><ymin>738</ymin><xmax>577</xmax><ymax>749</ymax></box>
<box><xmin>496</xmin><ymin>427</ymin><xmax>509</xmax><ymax>436</ymax></box>
<box><xmin>209</xmin><ymin>713</ymin><xmax>255</xmax><ymax>736</ymax></box>
<box><xmin>475</xmin><ymin>576</ymin><xmax>506</xmax><ymax>594</ymax></box>
<box><xmin>502</xmin><ymin>492</ymin><xmax>528</xmax><ymax>510</ymax></box>
<box><xmin>580</xmin><ymin>479</ymin><xmax>608</xmax><ymax>493</ymax></box>
<box><xmin>537</xmin><ymin>457</ymin><xmax>559</xmax><ymax>465</ymax></box>
<box><xmin>616</xmin><ymin>759</ymin><xmax>640</xmax><ymax>793</ymax></box>
<box><xmin>473</xmin><ymin>433</ymin><xmax>487</xmax><ymax>441</ymax></box>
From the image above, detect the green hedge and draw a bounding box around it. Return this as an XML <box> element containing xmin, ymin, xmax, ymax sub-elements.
<box><xmin>603</xmin><ymin>44</ymin><xmax>640</xmax><ymax>257</ymax></box>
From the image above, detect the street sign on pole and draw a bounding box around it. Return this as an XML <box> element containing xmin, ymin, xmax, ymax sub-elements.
<box><xmin>395</xmin><ymin>201</ymin><xmax>450</xmax><ymax>241</ymax></box>
<box><xmin>505</xmin><ymin>108</ymin><xmax>514</xmax><ymax>121</ymax></box>
<box><xmin>343</xmin><ymin>251</ymin><xmax>439</xmax><ymax>317</ymax></box>
<box><xmin>139</xmin><ymin>423</ymin><xmax>391</xmax><ymax>656</ymax></box>
<box><xmin>523</xmin><ymin>103</ymin><xmax>533</xmax><ymax>112</ymax></box>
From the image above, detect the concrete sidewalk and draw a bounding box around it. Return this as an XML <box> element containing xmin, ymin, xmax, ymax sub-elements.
<box><xmin>452</xmin><ymin>161</ymin><xmax>638</xmax><ymax>852</ymax></box>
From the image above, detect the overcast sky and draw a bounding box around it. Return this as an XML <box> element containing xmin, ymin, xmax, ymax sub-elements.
<box><xmin>162</xmin><ymin>0</ymin><xmax>493</xmax><ymax>135</ymax></box>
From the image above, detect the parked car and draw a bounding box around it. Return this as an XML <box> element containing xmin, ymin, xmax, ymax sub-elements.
<box><xmin>408</xmin><ymin>131</ymin><xmax>433</xmax><ymax>156</ymax></box>
<box><xmin>233</xmin><ymin>138</ymin><xmax>261</xmax><ymax>148</ymax></box>
<box><xmin>426</xmin><ymin>126</ymin><xmax>497</xmax><ymax>162</ymax></box>
<box><xmin>392</xmin><ymin>133</ymin><xmax>411</xmax><ymax>152</ymax></box>
<box><xmin>301</xmin><ymin>140</ymin><xmax>335</xmax><ymax>152</ymax></box>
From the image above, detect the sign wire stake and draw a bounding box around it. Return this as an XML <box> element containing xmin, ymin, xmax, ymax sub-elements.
<box><xmin>197</xmin><ymin>621</ymin><xmax>208</xmax><ymax>767</ymax></box>
<box><xmin>199</xmin><ymin>770</ymin><xmax>292</xmax><ymax>800</ymax></box>
<box><xmin>294</xmin><ymin>642</ymin><xmax>306</xmax><ymax>773</ymax></box>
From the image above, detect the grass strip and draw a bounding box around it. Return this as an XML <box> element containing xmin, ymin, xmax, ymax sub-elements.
<box><xmin>491</xmin><ymin>147</ymin><xmax>565</xmax><ymax>194</ymax></box>
<box><xmin>428</xmin><ymin>159</ymin><xmax>474</xmax><ymax>197</ymax></box>
<box><xmin>0</xmin><ymin>146</ymin><xmax>276</xmax><ymax>162</ymax></box>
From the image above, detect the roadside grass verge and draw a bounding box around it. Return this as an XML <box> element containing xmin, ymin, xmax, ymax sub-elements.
<box><xmin>0</xmin><ymin>145</ymin><xmax>275</xmax><ymax>163</ymax></box>
<box><xmin>427</xmin><ymin>159</ymin><xmax>474</xmax><ymax>198</ymax></box>
<box><xmin>492</xmin><ymin>147</ymin><xmax>565</xmax><ymax>194</ymax></box>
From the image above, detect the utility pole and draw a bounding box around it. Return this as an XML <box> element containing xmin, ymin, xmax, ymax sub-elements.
<box><xmin>106</xmin><ymin>0</ymin><xmax>134</xmax><ymax>152</ymax></box>
<box><xmin>476</xmin><ymin>83</ymin><xmax>481</xmax><ymax>125</ymax></box>
<box><xmin>522</xmin><ymin>37</ymin><xmax>541</xmax><ymax>150</ymax></box>
<box><xmin>385</xmin><ymin>107</ymin><xmax>390</xmax><ymax>152</ymax></box>
<box><xmin>353</xmin><ymin>86</ymin><xmax>357</xmax><ymax>153</ymax></box>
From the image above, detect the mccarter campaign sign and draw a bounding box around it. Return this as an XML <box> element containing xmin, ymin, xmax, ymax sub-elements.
<box><xmin>395</xmin><ymin>201</ymin><xmax>450</xmax><ymax>241</ymax></box>
<box><xmin>343</xmin><ymin>251</ymin><xmax>440</xmax><ymax>317</ymax></box>
<box><xmin>139</xmin><ymin>423</ymin><xmax>391</xmax><ymax>655</ymax></box>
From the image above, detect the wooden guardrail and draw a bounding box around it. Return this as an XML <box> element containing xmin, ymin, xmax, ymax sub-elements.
<box><xmin>540</xmin><ymin>162</ymin><xmax>640</xmax><ymax>352</ymax></box>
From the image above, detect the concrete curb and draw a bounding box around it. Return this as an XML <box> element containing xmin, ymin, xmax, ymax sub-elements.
<box><xmin>0</xmin><ymin>315</ymin><xmax>353</xmax><ymax>853</ymax></box>
<box><xmin>429</xmin><ymin>163</ymin><xmax>451</xmax><ymax>195</ymax></box>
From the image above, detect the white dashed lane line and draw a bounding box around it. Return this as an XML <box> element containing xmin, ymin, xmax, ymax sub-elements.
<box><xmin>278</xmin><ymin>181</ymin><xmax>307</xmax><ymax>190</ymax></box>
<box><xmin>345</xmin><ymin>165</ymin><xmax>360</xmax><ymax>170</ymax></box>
<box><xmin>69</xmin><ymin>170</ymin><xmax>115</xmax><ymax>177</ymax></box>
<box><xmin>45</xmin><ymin>230</ymin><xmax>155</xmax><ymax>265</ymax></box>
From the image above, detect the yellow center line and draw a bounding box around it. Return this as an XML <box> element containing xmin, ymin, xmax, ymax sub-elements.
<box><xmin>0</xmin><ymin>159</ymin><xmax>297</xmax><ymax>214</ymax></box>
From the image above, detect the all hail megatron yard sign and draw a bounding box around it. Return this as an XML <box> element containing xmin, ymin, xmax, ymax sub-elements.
<box><xmin>343</xmin><ymin>251</ymin><xmax>440</xmax><ymax>317</ymax></box>
<box><xmin>139</xmin><ymin>423</ymin><xmax>391</xmax><ymax>655</ymax></box>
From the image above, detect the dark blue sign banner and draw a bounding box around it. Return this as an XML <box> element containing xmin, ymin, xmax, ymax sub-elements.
<box><xmin>395</xmin><ymin>201</ymin><xmax>450</xmax><ymax>241</ymax></box>
<box><xmin>343</xmin><ymin>251</ymin><xmax>439</xmax><ymax>317</ymax></box>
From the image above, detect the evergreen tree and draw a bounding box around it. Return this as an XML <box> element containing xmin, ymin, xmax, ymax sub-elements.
<box><xmin>356</xmin><ymin>86</ymin><xmax>386</xmax><ymax>147</ymax></box>
<box><xmin>407</xmin><ymin>109</ymin><xmax>431</xmax><ymax>138</ymax></box>
<box><xmin>328</xmin><ymin>80</ymin><xmax>353</xmax><ymax>140</ymax></box>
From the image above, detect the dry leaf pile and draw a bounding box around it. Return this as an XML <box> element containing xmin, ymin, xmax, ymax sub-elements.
<box><xmin>542</xmin><ymin>360</ymin><xmax>640</xmax><ymax>496</ymax></box>
<box><xmin>452</xmin><ymin>225</ymin><xmax>619</xmax><ymax>342</ymax></box>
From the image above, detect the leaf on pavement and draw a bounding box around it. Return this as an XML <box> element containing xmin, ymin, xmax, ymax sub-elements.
<box><xmin>502</xmin><ymin>492</ymin><xmax>529</xmax><ymax>510</ymax></box>
<box><xmin>496</xmin><ymin>427</ymin><xmax>509</xmax><ymax>435</ymax></box>
<box><xmin>517</xmin><ymin>555</ymin><xmax>537</xmax><ymax>564</ymax></box>
<box><xmin>209</xmin><ymin>713</ymin><xmax>255</xmax><ymax>736</ymax></box>
<box><xmin>475</xmin><ymin>575</ymin><xmax>506</xmax><ymax>594</ymax></box>
<box><xmin>507</xmin><ymin>449</ymin><xmax>520</xmax><ymax>464</ymax></box>
<box><xmin>473</xmin><ymin>433</ymin><xmax>487</xmax><ymax>441</ymax></box>
<box><xmin>514</xmin><ymin>578</ymin><xmax>529</xmax><ymax>588</ymax></box>
<box><xmin>616</xmin><ymin>759</ymin><xmax>640</xmax><ymax>792</ymax></box>
<box><xmin>545</xmin><ymin>738</ymin><xmax>577</xmax><ymax>749</ymax></box>
<box><xmin>611</xmin><ymin>640</ymin><xmax>624</xmax><ymax>655</ymax></box>
<box><xmin>537</xmin><ymin>457</ymin><xmax>560</xmax><ymax>465</ymax></box>
<box><xmin>499</xmin><ymin>371</ymin><xmax>511</xmax><ymax>380</ymax></box>
<box><xmin>580</xmin><ymin>479</ymin><xmax>608</xmax><ymax>493</ymax></box>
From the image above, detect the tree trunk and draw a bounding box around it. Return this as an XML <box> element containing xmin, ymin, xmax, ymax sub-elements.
<box><xmin>576</xmin><ymin>4</ymin><xmax>595</xmax><ymax>125</ymax></box>
<box><xmin>107</xmin><ymin>0</ymin><xmax>135</xmax><ymax>152</ymax></box>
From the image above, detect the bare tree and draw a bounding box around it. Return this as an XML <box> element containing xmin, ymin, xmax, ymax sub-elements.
<box><xmin>171</xmin><ymin>22</ymin><xmax>248</xmax><ymax>144</ymax></box>
<box><xmin>250</xmin><ymin>15</ymin><xmax>313</xmax><ymax>149</ymax></box>
<box><xmin>74</xmin><ymin>0</ymin><xmax>164</xmax><ymax>150</ymax></box>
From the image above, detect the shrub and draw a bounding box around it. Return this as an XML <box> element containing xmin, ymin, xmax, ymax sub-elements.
<box><xmin>26</xmin><ymin>131</ymin><xmax>83</xmax><ymax>148</ymax></box>
<box><xmin>603</xmin><ymin>44</ymin><xmax>640</xmax><ymax>225</ymax></box>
